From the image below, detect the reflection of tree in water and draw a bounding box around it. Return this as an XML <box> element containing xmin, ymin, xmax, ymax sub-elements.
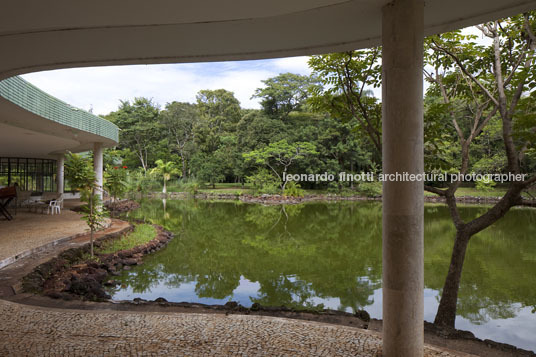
<box><xmin>117</xmin><ymin>200</ymin><xmax>536</xmax><ymax>322</ymax></box>
<box><xmin>425</xmin><ymin>205</ymin><xmax>536</xmax><ymax>324</ymax></box>
<box><xmin>195</xmin><ymin>272</ymin><xmax>241</xmax><ymax>299</ymax></box>
<box><xmin>119</xmin><ymin>200</ymin><xmax>382</xmax><ymax>312</ymax></box>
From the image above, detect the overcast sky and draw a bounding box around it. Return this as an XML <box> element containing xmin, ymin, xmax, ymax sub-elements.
<box><xmin>22</xmin><ymin>56</ymin><xmax>313</xmax><ymax>117</ymax></box>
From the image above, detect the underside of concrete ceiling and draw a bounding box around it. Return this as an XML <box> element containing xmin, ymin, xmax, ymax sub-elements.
<box><xmin>1</xmin><ymin>0</ymin><xmax>536</xmax><ymax>79</ymax></box>
<box><xmin>0</xmin><ymin>97</ymin><xmax>116</xmax><ymax>159</ymax></box>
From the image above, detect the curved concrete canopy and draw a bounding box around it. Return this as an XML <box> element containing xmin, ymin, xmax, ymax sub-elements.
<box><xmin>1</xmin><ymin>0</ymin><xmax>536</xmax><ymax>79</ymax></box>
<box><xmin>0</xmin><ymin>77</ymin><xmax>118</xmax><ymax>159</ymax></box>
<box><xmin>0</xmin><ymin>97</ymin><xmax>117</xmax><ymax>159</ymax></box>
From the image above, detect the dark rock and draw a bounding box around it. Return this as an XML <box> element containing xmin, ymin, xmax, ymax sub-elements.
<box><xmin>123</xmin><ymin>258</ymin><xmax>138</xmax><ymax>266</ymax></box>
<box><xmin>225</xmin><ymin>301</ymin><xmax>238</xmax><ymax>309</ymax></box>
<box><xmin>154</xmin><ymin>297</ymin><xmax>168</xmax><ymax>303</ymax></box>
<box><xmin>354</xmin><ymin>310</ymin><xmax>370</xmax><ymax>322</ymax></box>
<box><xmin>68</xmin><ymin>276</ymin><xmax>110</xmax><ymax>300</ymax></box>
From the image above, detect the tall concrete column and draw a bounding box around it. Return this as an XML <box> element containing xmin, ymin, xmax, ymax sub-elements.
<box><xmin>381</xmin><ymin>0</ymin><xmax>424</xmax><ymax>356</ymax></box>
<box><xmin>93</xmin><ymin>142</ymin><xmax>104</xmax><ymax>201</ymax></box>
<box><xmin>56</xmin><ymin>154</ymin><xmax>64</xmax><ymax>194</ymax></box>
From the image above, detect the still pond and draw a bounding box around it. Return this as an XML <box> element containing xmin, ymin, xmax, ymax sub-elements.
<box><xmin>108</xmin><ymin>199</ymin><xmax>536</xmax><ymax>351</ymax></box>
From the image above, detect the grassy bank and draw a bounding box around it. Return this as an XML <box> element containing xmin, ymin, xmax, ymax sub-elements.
<box><xmin>98</xmin><ymin>224</ymin><xmax>157</xmax><ymax>254</ymax></box>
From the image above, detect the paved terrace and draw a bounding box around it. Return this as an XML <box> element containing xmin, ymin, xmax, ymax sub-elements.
<box><xmin>0</xmin><ymin>199</ymin><xmax>110</xmax><ymax>269</ymax></box>
<box><xmin>0</xmin><ymin>205</ymin><xmax>469</xmax><ymax>356</ymax></box>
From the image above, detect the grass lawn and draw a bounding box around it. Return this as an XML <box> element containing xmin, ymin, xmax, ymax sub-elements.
<box><xmin>424</xmin><ymin>187</ymin><xmax>508</xmax><ymax>197</ymax></box>
<box><xmin>98</xmin><ymin>224</ymin><xmax>157</xmax><ymax>254</ymax></box>
<box><xmin>425</xmin><ymin>186</ymin><xmax>536</xmax><ymax>198</ymax></box>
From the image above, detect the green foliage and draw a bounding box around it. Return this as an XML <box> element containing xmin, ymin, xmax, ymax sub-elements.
<box><xmin>243</xmin><ymin>139</ymin><xmax>317</xmax><ymax>191</ymax></box>
<box><xmin>252</xmin><ymin>73</ymin><xmax>317</xmax><ymax>119</ymax></box>
<box><xmin>98</xmin><ymin>224</ymin><xmax>157</xmax><ymax>254</ymax></box>
<box><xmin>283</xmin><ymin>181</ymin><xmax>304</xmax><ymax>197</ymax></box>
<box><xmin>80</xmin><ymin>188</ymin><xmax>107</xmax><ymax>234</ymax></box>
<box><xmin>182</xmin><ymin>179</ymin><xmax>201</xmax><ymax>195</ymax></box>
<box><xmin>104</xmin><ymin>164</ymin><xmax>127</xmax><ymax>202</ymax></box>
<box><xmin>65</xmin><ymin>153</ymin><xmax>107</xmax><ymax>256</ymax></box>
<box><xmin>246</xmin><ymin>168</ymin><xmax>280</xmax><ymax>194</ymax></box>
<box><xmin>160</xmin><ymin>101</ymin><xmax>198</xmax><ymax>178</ymax></box>
<box><xmin>190</xmin><ymin>153</ymin><xmax>226</xmax><ymax>188</ymax></box>
<box><xmin>150</xmin><ymin>159</ymin><xmax>181</xmax><ymax>193</ymax></box>
<box><xmin>196</xmin><ymin>89</ymin><xmax>241</xmax><ymax>131</ymax></box>
<box><xmin>106</xmin><ymin>97</ymin><xmax>162</xmax><ymax>171</ymax></box>
<box><xmin>475</xmin><ymin>177</ymin><xmax>497</xmax><ymax>192</ymax></box>
<box><xmin>125</xmin><ymin>169</ymin><xmax>158</xmax><ymax>196</ymax></box>
<box><xmin>308</xmin><ymin>49</ymin><xmax>383</xmax><ymax>159</ymax></box>
<box><xmin>357</xmin><ymin>181</ymin><xmax>382</xmax><ymax>197</ymax></box>
<box><xmin>65</xmin><ymin>153</ymin><xmax>95</xmax><ymax>192</ymax></box>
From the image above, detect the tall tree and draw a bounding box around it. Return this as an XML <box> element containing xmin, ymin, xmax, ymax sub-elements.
<box><xmin>160</xmin><ymin>101</ymin><xmax>198</xmax><ymax>178</ymax></box>
<box><xmin>243</xmin><ymin>140</ymin><xmax>317</xmax><ymax>192</ymax></box>
<box><xmin>106</xmin><ymin>98</ymin><xmax>161</xmax><ymax>172</ymax></box>
<box><xmin>151</xmin><ymin>159</ymin><xmax>180</xmax><ymax>194</ymax></box>
<box><xmin>308</xmin><ymin>49</ymin><xmax>382</xmax><ymax>159</ymax></box>
<box><xmin>196</xmin><ymin>89</ymin><xmax>241</xmax><ymax>133</ymax></box>
<box><xmin>424</xmin><ymin>13</ymin><xmax>536</xmax><ymax>328</ymax></box>
<box><xmin>252</xmin><ymin>73</ymin><xmax>317</xmax><ymax>119</ymax></box>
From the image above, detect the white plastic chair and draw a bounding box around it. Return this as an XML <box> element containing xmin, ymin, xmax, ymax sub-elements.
<box><xmin>47</xmin><ymin>196</ymin><xmax>63</xmax><ymax>215</ymax></box>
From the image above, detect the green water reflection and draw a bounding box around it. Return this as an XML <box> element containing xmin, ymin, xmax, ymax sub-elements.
<box><xmin>109</xmin><ymin>199</ymin><xmax>536</xmax><ymax>350</ymax></box>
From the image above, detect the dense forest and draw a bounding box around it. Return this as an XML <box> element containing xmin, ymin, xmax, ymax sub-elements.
<box><xmin>103</xmin><ymin>72</ymin><xmax>377</xmax><ymax>195</ymax></box>
<box><xmin>101</xmin><ymin>16</ymin><xmax>535</xmax><ymax>199</ymax></box>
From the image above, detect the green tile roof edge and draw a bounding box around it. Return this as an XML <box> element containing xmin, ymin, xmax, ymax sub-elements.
<box><xmin>0</xmin><ymin>76</ymin><xmax>119</xmax><ymax>144</ymax></box>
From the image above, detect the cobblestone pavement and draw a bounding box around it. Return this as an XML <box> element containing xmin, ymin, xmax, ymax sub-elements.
<box><xmin>0</xmin><ymin>300</ymin><xmax>469</xmax><ymax>356</ymax></box>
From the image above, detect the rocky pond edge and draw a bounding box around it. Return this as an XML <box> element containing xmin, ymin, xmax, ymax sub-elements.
<box><xmin>21</xmin><ymin>222</ymin><xmax>173</xmax><ymax>301</ymax></box>
<box><xmin>145</xmin><ymin>191</ymin><xmax>536</xmax><ymax>206</ymax></box>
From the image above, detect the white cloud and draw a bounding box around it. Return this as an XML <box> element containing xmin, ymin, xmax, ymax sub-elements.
<box><xmin>21</xmin><ymin>57</ymin><xmax>313</xmax><ymax>116</ymax></box>
<box><xmin>271</xmin><ymin>56</ymin><xmax>312</xmax><ymax>75</ymax></box>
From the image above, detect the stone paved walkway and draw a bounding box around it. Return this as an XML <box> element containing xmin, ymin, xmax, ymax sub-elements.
<box><xmin>0</xmin><ymin>299</ymin><xmax>469</xmax><ymax>356</ymax></box>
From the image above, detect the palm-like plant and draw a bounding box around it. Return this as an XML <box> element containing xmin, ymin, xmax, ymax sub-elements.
<box><xmin>151</xmin><ymin>159</ymin><xmax>180</xmax><ymax>194</ymax></box>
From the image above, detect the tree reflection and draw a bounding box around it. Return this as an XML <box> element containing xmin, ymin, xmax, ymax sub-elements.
<box><xmin>119</xmin><ymin>200</ymin><xmax>383</xmax><ymax>311</ymax></box>
<box><xmin>115</xmin><ymin>200</ymin><xmax>536</xmax><ymax>323</ymax></box>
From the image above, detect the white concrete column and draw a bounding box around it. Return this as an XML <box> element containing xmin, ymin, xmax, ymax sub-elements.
<box><xmin>56</xmin><ymin>154</ymin><xmax>64</xmax><ymax>194</ymax></box>
<box><xmin>381</xmin><ymin>0</ymin><xmax>424</xmax><ymax>356</ymax></box>
<box><xmin>93</xmin><ymin>142</ymin><xmax>104</xmax><ymax>201</ymax></box>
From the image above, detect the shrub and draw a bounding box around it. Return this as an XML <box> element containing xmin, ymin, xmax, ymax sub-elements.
<box><xmin>475</xmin><ymin>177</ymin><xmax>496</xmax><ymax>192</ymax></box>
<box><xmin>284</xmin><ymin>181</ymin><xmax>304</xmax><ymax>197</ymax></box>
<box><xmin>358</xmin><ymin>181</ymin><xmax>382</xmax><ymax>197</ymax></box>
<box><xmin>246</xmin><ymin>168</ymin><xmax>280</xmax><ymax>194</ymax></box>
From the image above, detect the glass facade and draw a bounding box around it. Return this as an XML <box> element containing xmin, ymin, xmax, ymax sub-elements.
<box><xmin>0</xmin><ymin>157</ymin><xmax>57</xmax><ymax>192</ymax></box>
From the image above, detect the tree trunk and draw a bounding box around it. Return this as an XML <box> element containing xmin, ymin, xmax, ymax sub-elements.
<box><xmin>434</xmin><ymin>229</ymin><xmax>471</xmax><ymax>327</ymax></box>
<box><xmin>163</xmin><ymin>180</ymin><xmax>167</xmax><ymax>194</ymax></box>
<box><xmin>281</xmin><ymin>169</ymin><xmax>288</xmax><ymax>194</ymax></box>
